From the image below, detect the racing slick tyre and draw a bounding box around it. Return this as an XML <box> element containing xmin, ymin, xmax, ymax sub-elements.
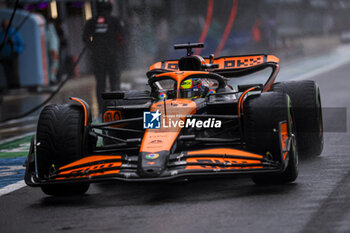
<box><xmin>102</xmin><ymin>90</ymin><xmax>150</xmax><ymax>144</ymax></box>
<box><xmin>243</xmin><ymin>92</ymin><xmax>298</xmax><ymax>184</ymax></box>
<box><xmin>272</xmin><ymin>80</ymin><xmax>323</xmax><ymax>157</ymax></box>
<box><xmin>36</xmin><ymin>104</ymin><xmax>90</xmax><ymax>196</ymax></box>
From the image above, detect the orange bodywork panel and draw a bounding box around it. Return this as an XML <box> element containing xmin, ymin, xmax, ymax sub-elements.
<box><xmin>55</xmin><ymin>155</ymin><xmax>122</xmax><ymax>180</ymax></box>
<box><xmin>71</xmin><ymin>97</ymin><xmax>88</xmax><ymax>126</ymax></box>
<box><xmin>187</xmin><ymin>148</ymin><xmax>263</xmax><ymax>158</ymax></box>
<box><xmin>140</xmin><ymin>99</ymin><xmax>197</xmax><ymax>153</ymax></box>
<box><xmin>186</xmin><ymin>148</ymin><xmax>264</xmax><ymax>170</ymax></box>
<box><xmin>280</xmin><ymin>122</ymin><xmax>288</xmax><ymax>160</ymax></box>
<box><xmin>186</xmin><ymin>157</ymin><xmax>262</xmax><ymax>170</ymax></box>
<box><xmin>103</xmin><ymin>110</ymin><xmax>122</xmax><ymax>122</ymax></box>
<box><xmin>208</xmin><ymin>55</ymin><xmax>265</xmax><ymax>69</ymax></box>
<box><xmin>150</xmin><ymin>61</ymin><xmax>179</xmax><ymax>70</ymax></box>
<box><xmin>267</xmin><ymin>55</ymin><xmax>280</xmax><ymax>63</ymax></box>
<box><xmin>149</xmin><ymin>55</ymin><xmax>279</xmax><ymax>72</ymax></box>
<box><xmin>103</xmin><ymin>110</ymin><xmax>124</xmax><ymax>127</ymax></box>
<box><xmin>59</xmin><ymin>155</ymin><xmax>122</xmax><ymax>170</ymax></box>
<box><xmin>56</xmin><ymin>166</ymin><xmax>121</xmax><ymax>180</ymax></box>
<box><xmin>237</xmin><ymin>87</ymin><xmax>256</xmax><ymax>118</ymax></box>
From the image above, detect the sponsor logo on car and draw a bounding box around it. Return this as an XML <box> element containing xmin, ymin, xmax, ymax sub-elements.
<box><xmin>103</xmin><ymin>110</ymin><xmax>122</xmax><ymax>122</ymax></box>
<box><xmin>150</xmin><ymin>140</ymin><xmax>163</xmax><ymax>144</ymax></box>
<box><xmin>145</xmin><ymin>153</ymin><xmax>160</xmax><ymax>160</ymax></box>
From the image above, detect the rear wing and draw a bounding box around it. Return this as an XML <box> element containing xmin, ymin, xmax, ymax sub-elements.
<box><xmin>150</xmin><ymin>54</ymin><xmax>279</xmax><ymax>73</ymax></box>
<box><xmin>149</xmin><ymin>54</ymin><xmax>280</xmax><ymax>92</ymax></box>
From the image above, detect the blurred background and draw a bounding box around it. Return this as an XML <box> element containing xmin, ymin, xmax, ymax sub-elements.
<box><xmin>1</xmin><ymin>0</ymin><xmax>350</xmax><ymax>129</ymax></box>
<box><xmin>1</xmin><ymin>0</ymin><xmax>349</xmax><ymax>84</ymax></box>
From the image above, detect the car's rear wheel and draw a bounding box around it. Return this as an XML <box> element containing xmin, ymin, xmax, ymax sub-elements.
<box><xmin>36</xmin><ymin>104</ymin><xmax>90</xmax><ymax>195</ymax></box>
<box><xmin>243</xmin><ymin>91</ymin><xmax>298</xmax><ymax>184</ymax></box>
<box><xmin>272</xmin><ymin>80</ymin><xmax>323</xmax><ymax>157</ymax></box>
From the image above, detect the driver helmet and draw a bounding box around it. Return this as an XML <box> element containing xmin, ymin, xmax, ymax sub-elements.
<box><xmin>180</xmin><ymin>78</ymin><xmax>206</xmax><ymax>99</ymax></box>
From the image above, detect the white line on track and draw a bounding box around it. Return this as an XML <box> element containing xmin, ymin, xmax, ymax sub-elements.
<box><xmin>292</xmin><ymin>57</ymin><xmax>350</xmax><ymax>81</ymax></box>
<box><xmin>0</xmin><ymin>124</ymin><xmax>36</xmax><ymax>133</ymax></box>
<box><xmin>0</xmin><ymin>180</ymin><xmax>25</xmax><ymax>197</ymax></box>
<box><xmin>0</xmin><ymin>133</ymin><xmax>34</xmax><ymax>196</ymax></box>
<box><xmin>0</xmin><ymin>116</ymin><xmax>37</xmax><ymax>127</ymax></box>
<box><xmin>0</xmin><ymin>124</ymin><xmax>36</xmax><ymax>134</ymax></box>
<box><xmin>0</xmin><ymin>132</ymin><xmax>35</xmax><ymax>145</ymax></box>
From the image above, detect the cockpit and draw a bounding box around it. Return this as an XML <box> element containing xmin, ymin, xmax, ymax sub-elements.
<box><xmin>150</xmin><ymin>73</ymin><xmax>222</xmax><ymax>100</ymax></box>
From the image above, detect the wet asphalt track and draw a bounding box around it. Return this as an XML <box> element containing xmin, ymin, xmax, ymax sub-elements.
<box><xmin>1</xmin><ymin>62</ymin><xmax>350</xmax><ymax>233</ymax></box>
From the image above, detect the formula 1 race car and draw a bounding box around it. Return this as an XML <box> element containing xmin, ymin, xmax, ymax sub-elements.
<box><xmin>25</xmin><ymin>43</ymin><xmax>323</xmax><ymax>196</ymax></box>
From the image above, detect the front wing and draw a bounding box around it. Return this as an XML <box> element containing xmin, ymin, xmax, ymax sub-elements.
<box><xmin>25</xmin><ymin>146</ymin><xmax>288</xmax><ymax>186</ymax></box>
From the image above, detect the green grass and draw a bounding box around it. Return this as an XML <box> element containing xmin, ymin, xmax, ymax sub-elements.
<box><xmin>0</xmin><ymin>128</ymin><xmax>104</xmax><ymax>159</ymax></box>
<box><xmin>0</xmin><ymin>135</ymin><xmax>33</xmax><ymax>159</ymax></box>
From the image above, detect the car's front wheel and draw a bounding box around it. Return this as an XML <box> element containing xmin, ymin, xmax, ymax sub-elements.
<box><xmin>243</xmin><ymin>91</ymin><xmax>298</xmax><ymax>184</ymax></box>
<box><xmin>36</xmin><ymin>104</ymin><xmax>90</xmax><ymax>195</ymax></box>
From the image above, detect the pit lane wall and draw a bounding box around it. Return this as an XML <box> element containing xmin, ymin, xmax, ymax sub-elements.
<box><xmin>112</xmin><ymin>0</ymin><xmax>346</xmax><ymax>71</ymax></box>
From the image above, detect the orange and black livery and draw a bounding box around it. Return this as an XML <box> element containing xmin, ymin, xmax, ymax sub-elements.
<box><xmin>25</xmin><ymin>43</ymin><xmax>323</xmax><ymax>196</ymax></box>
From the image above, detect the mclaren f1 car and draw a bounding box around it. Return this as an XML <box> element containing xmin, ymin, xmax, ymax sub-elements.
<box><xmin>24</xmin><ymin>43</ymin><xmax>323</xmax><ymax>195</ymax></box>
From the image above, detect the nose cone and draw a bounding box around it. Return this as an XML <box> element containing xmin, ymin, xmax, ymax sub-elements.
<box><xmin>138</xmin><ymin>151</ymin><xmax>169</xmax><ymax>177</ymax></box>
